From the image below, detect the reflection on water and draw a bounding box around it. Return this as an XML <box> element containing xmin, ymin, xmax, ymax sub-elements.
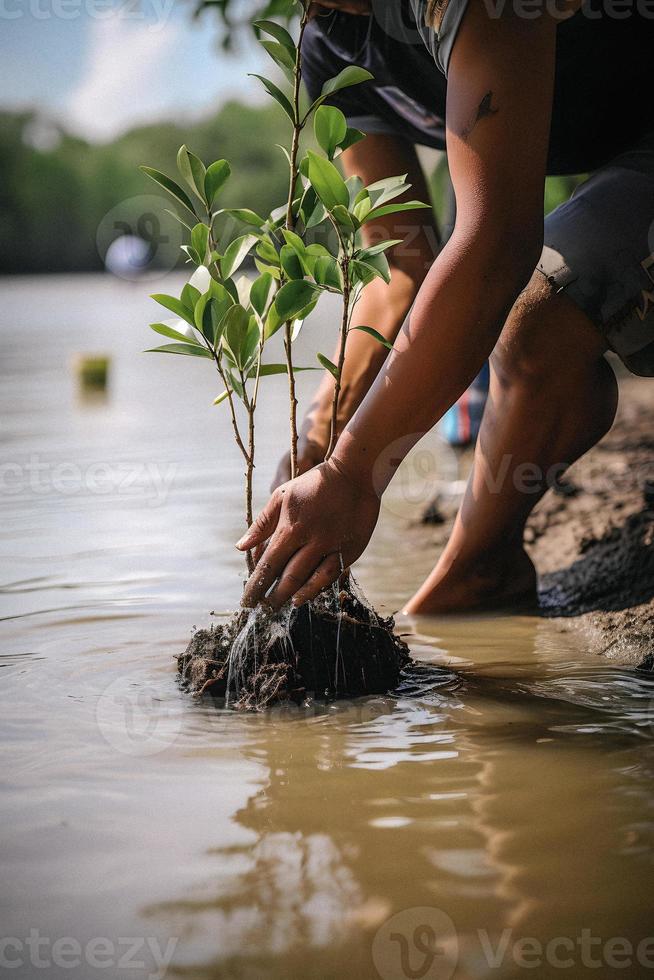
<box><xmin>1</xmin><ymin>276</ymin><xmax>654</xmax><ymax>979</ymax></box>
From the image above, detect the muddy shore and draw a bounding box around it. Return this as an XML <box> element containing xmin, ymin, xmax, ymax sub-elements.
<box><xmin>422</xmin><ymin>370</ymin><xmax>654</xmax><ymax>667</ymax></box>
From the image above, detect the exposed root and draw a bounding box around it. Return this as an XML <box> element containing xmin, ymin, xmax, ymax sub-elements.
<box><xmin>177</xmin><ymin>584</ymin><xmax>411</xmax><ymax>710</ymax></box>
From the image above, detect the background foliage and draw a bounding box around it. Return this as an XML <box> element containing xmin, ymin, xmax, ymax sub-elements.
<box><xmin>1</xmin><ymin>97</ymin><xmax>584</xmax><ymax>276</ymax></box>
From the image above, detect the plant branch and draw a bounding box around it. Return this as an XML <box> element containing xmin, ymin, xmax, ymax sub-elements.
<box><xmin>325</xmin><ymin>254</ymin><xmax>351</xmax><ymax>461</ymax></box>
<box><xmin>282</xmin><ymin>2</ymin><xmax>310</xmax><ymax>479</ymax></box>
<box><xmin>240</xmin><ymin>369</ymin><xmax>256</xmax><ymax>575</ymax></box>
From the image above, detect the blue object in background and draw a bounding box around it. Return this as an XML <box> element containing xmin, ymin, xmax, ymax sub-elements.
<box><xmin>440</xmin><ymin>362</ymin><xmax>490</xmax><ymax>447</ymax></box>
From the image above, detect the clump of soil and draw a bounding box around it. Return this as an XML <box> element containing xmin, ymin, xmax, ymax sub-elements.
<box><xmin>178</xmin><ymin>586</ymin><xmax>411</xmax><ymax>710</ymax></box>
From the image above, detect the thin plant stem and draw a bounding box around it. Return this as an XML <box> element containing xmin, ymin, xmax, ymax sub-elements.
<box><xmin>282</xmin><ymin>3</ymin><xmax>310</xmax><ymax>479</ymax></box>
<box><xmin>240</xmin><ymin>370</ymin><xmax>256</xmax><ymax>576</ymax></box>
<box><xmin>325</xmin><ymin>256</ymin><xmax>351</xmax><ymax>460</ymax></box>
<box><xmin>206</xmin><ymin>222</ymin><xmax>256</xmax><ymax>573</ymax></box>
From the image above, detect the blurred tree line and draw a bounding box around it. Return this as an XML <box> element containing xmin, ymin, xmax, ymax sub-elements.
<box><xmin>0</xmin><ymin>103</ymin><xmax>291</xmax><ymax>274</ymax></box>
<box><xmin>0</xmin><ymin>100</ymin><xmax>583</xmax><ymax>275</ymax></box>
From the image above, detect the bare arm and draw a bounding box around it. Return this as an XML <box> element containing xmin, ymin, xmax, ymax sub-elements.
<box><xmin>240</xmin><ymin>2</ymin><xmax>557</xmax><ymax>608</ymax></box>
<box><xmin>272</xmin><ymin>133</ymin><xmax>439</xmax><ymax>487</ymax></box>
<box><xmin>333</xmin><ymin>3</ymin><xmax>555</xmax><ymax>493</ymax></box>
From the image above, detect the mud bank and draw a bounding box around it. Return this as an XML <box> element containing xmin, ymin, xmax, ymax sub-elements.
<box><xmin>422</xmin><ymin>373</ymin><xmax>654</xmax><ymax>666</ymax></box>
<box><xmin>531</xmin><ymin>376</ymin><xmax>654</xmax><ymax>665</ymax></box>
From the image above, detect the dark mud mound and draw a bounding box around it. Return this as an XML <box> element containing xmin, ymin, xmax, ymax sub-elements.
<box><xmin>178</xmin><ymin>588</ymin><xmax>411</xmax><ymax>710</ymax></box>
<box><xmin>539</xmin><ymin>505</ymin><xmax>654</xmax><ymax>617</ymax></box>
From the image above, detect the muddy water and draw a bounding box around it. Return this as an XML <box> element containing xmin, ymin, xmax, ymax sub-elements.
<box><xmin>1</xmin><ymin>275</ymin><xmax>654</xmax><ymax>980</ymax></box>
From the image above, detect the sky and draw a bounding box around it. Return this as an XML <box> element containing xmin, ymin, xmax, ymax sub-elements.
<box><xmin>0</xmin><ymin>0</ymin><xmax>266</xmax><ymax>141</ymax></box>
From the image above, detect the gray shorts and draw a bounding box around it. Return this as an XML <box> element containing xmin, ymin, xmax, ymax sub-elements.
<box><xmin>539</xmin><ymin>132</ymin><xmax>654</xmax><ymax>377</ymax></box>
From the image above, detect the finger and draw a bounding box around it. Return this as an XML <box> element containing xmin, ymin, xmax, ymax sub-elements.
<box><xmin>253</xmin><ymin>539</ymin><xmax>269</xmax><ymax>565</ymax></box>
<box><xmin>241</xmin><ymin>535</ymin><xmax>299</xmax><ymax>608</ymax></box>
<box><xmin>292</xmin><ymin>553</ymin><xmax>344</xmax><ymax>607</ymax></box>
<box><xmin>236</xmin><ymin>489</ymin><xmax>283</xmax><ymax>552</ymax></box>
<box><xmin>266</xmin><ymin>545</ymin><xmax>323</xmax><ymax>610</ymax></box>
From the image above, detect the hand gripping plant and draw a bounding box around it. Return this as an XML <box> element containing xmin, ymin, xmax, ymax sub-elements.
<box><xmin>142</xmin><ymin>0</ymin><xmax>427</xmax><ymax>708</ymax></box>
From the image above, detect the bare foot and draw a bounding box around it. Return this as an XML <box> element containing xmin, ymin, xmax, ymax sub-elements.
<box><xmin>403</xmin><ymin>548</ymin><xmax>538</xmax><ymax>615</ymax></box>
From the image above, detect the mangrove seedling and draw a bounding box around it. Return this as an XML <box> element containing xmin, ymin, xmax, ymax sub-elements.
<box><xmin>141</xmin><ymin>0</ymin><xmax>428</xmax><ymax>706</ymax></box>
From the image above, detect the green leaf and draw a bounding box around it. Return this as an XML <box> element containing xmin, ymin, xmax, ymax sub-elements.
<box><xmin>250</xmin><ymin>272</ymin><xmax>275</xmax><ymax>318</ymax></box>
<box><xmin>207</xmin><ymin>283</ymin><xmax>236</xmax><ymax>344</ymax></box>
<box><xmin>350</xmin><ymin>253</ymin><xmax>390</xmax><ymax>286</ymax></box>
<box><xmin>357</xmin><ymin>239</ymin><xmax>403</xmax><ymax>259</ymax></box>
<box><xmin>176</xmin><ymin>145</ymin><xmax>207</xmax><ymax>203</ymax></box>
<box><xmin>366</xmin><ymin>173</ymin><xmax>410</xmax><ymax>209</ymax></box>
<box><xmin>204</xmin><ymin>159</ymin><xmax>231</xmax><ymax>207</ymax></box>
<box><xmin>248</xmin><ymin>363</ymin><xmax>318</xmax><ymax>379</ymax></box>
<box><xmin>332</xmin><ymin>205</ymin><xmax>358</xmax><ymax>233</ymax></box>
<box><xmin>149</xmin><ymin>322</ymin><xmax>202</xmax><ymax>345</ymax></box>
<box><xmin>260</xmin><ymin>40</ymin><xmax>295</xmax><ymax>78</ymax></box>
<box><xmin>339</xmin><ymin>127</ymin><xmax>366</xmax><ymax>153</ymax></box>
<box><xmin>218</xmin><ymin>208</ymin><xmax>265</xmax><ymax>228</ymax></box>
<box><xmin>280</xmin><ymin>244</ymin><xmax>306</xmax><ymax>280</ymax></box>
<box><xmin>275</xmin><ymin>279</ymin><xmax>321</xmax><ymax>321</ymax></box>
<box><xmin>321</xmin><ymin>65</ymin><xmax>374</xmax><ymax>98</ymax></box>
<box><xmin>359</xmin><ymin>250</ymin><xmax>391</xmax><ymax>283</ymax></box>
<box><xmin>221</xmin><ymin>234</ymin><xmax>258</xmax><ymax>279</ymax></box>
<box><xmin>353</xmin><ymin>325</ymin><xmax>393</xmax><ymax>350</ymax></box>
<box><xmin>150</xmin><ymin>293</ymin><xmax>194</xmax><ymax>326</ymax></box>
<box><xmin>222</xmin><ymin>304</ymin><xmax>252</xmax><ymax>369</ymax></box>
<box><xmin>264</xmin><ymin>300</ymin><xmax>284</xmax><ymax>340</ymax></box>
<box><xmin>250</xmin><ymin>74</ymin><xmax>295</xmax><ymax>123</ymax></box>
<box><xmin>314</xmin><ymin>105</ymin><xmax>347</xmax><ymax>160</ymax></box>
<box><xmin>363</xmin><ymin>201</ymin><xmax>430</xmax><ymax>223</ymax></box>
<box><xmin>256</xmin><ymin>237</ymin><xmax>280</xmax><ymax>266</ymax></box>
<box><xmin>264</xmin><ymin>296</ymin><xmax>318</xmax><ymax>341</ymax></box>
<box><xmin>239</xmin><ymin>315</ymin><xmax>262</xmax><ymax>373</ymax></box>
<box><xmin>139</xmin><ymin>167</ymin><xmax>196</xmax><ymax>215</ymax></box>
<box><xmin>281</xmin><ymin>228</ymin><xmax>306</xmax><ymax>254</ymax></box>
<box><xmin>254</xmin><ymin>19</ymin><xmax>296</xmax><ymax>58</ymax></box>
<box><xmin>195</xmin><ymin>294</ymin><xmax>232</xmax><ymax>346</ymax></box>
<box><xmin>164</xmin><ymin>208</ymin><xmax>193</xmax><ymax>232</ymax></box>
<box><xmin>181</xmin><ymin>245</ymin><xmax>202</xmax><ymax>266</ymax></box>
<box><xmin>145</xmin><ymin>343</ymin><xmax>212</xmax><ymax>359</ymax></box>
<box><xmin>255</xmin><ymin>258</ymin><xmax>282</xmax><ymax>281</ymax></box>
<box><xmin>313</xmin><ymin>255</ymin><xmax>343</xmax><ymax>292</ymax></box>
<box><xmin>222</xmin><ymin>277</ymin><xmax>240</xmax><ymax>304</ymax></box>
<box><xmin>309</xmin><ymin>66</ymin><xmax>374</xmax><ymax>115</ymax></box>
<box><xmin>306</xmin><ymin>150</ymin><xmax>349</xmax><ymax>211</ymax></box>
<box><xmin>317</xmin><ymin>352</ymin><xmax>340</xmax><ymax>379</ymax></box>
<box><xmin>191</xmin><ymin>223</ymin><xmax>210</xmax><ymax>263</ymax></box>
<box><xmin>346</xmin><ymin>174</ymin><xmax>364</xmax><ymax>206</ymax></box>
<box><xmin>181</xmin><ymin>283</ymin><xmax>201</xmax><ymax>311</ymax></box>
<box><xmin>305</xmin><ymin>243</ymin><xmax>334</xmax><ymax>259</ymax></box>
<box><xmin>353</xmin><ymin>193</ymin><xmax>372</xmax><ymax>223</ymax></box>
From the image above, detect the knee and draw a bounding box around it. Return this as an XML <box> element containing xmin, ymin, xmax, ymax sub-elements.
<box><xmin>492</xmin><ymin>271</ymin><xmax>607</xmax><ymax>391</ymax></box>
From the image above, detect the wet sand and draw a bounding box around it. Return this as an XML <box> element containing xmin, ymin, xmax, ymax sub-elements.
<box><xmin>532</xmin><ymin>373</ymin><xmax>654</xmax><ymax>666</ymax></box>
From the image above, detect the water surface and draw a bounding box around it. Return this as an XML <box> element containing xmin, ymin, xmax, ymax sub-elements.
<box><xmin>1</xmin><ymin>275</ymin><xmax>653</xmax><ymax>979</ymax></box>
